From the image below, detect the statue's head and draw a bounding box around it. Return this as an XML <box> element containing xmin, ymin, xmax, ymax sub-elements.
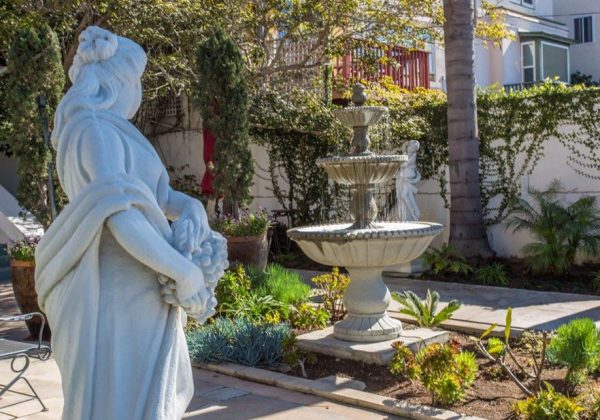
<box><xmin>54</xmin><ymin>26</ymin><xmax>147</xmax><ymax>145</ymax></box>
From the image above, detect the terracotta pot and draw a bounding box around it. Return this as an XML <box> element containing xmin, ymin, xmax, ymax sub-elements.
<box><xmin>10</xmin><ymin>259</ymin><xmax>50</xmax><ymax>341</ymax></box>
<box><xmin>225</xmin><ymin>232</ymin><xmax>269</xmax><ymax>270</ymax></box>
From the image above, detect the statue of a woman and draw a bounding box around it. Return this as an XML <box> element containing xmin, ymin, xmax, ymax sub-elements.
<box><xmin>35</xmin><ymin>27</ymin><xmax>227</xmax><ymax>420</ymax></box>
<box><xmin>396</xmin><ymin>140</ymin><xmax>421</xmax><ymax>222</ymax></box>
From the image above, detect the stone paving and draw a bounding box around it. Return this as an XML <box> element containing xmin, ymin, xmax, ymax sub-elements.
<box><xmin>0</xmin><ymin>283</ymin><xmax>398</xmax><ymax>420</ymax></box>
<box><xmin>295</xmin><ymin>270</ymin><xmax>600</xmax><ymax>336</ymax></box>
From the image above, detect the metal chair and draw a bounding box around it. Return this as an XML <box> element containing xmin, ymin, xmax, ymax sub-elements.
<box><xmin>0</xmin><ymin>312</ymin><xmax>51</xmax><ymax>412</ymax></box>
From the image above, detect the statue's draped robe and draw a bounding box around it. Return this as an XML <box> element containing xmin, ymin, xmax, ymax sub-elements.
<box><xmin>35</xmin><ymin>110</ymin><xmax>193</xmax><ymax>420</ymax></box>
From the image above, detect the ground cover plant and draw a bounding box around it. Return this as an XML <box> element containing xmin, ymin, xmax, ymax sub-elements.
<box><xmin>311</xmin><ymin>267</ymin><xmax>350</xmax><ymax>322</ymax></box>
<box><xmin>251</xmin><ymin>263</ymin><xmax>311</xmax><ymax>306</ymax></box>
<box><xmin>186</xmin><ymin>318</ymin><xmax>292</xmax><ymax>367</ymax></box>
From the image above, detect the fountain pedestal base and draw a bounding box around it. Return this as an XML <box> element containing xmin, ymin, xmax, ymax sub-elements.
<box><xmin>334</xmin><ymin>313</ymin><xmax>402</xmax><ymax>342</ymax></box>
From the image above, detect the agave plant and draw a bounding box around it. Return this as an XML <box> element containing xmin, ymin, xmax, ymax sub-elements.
<box><xmin>392</xmin><ymin>289</ymin><xmax>461</xmax><ymax>328</ymax></box>
<box><xmin>506</xmin><ymin>180</ymin><xmax>600</xmax><ymax>275</ymax></box>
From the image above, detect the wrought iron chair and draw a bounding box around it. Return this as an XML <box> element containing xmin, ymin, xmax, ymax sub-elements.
<box><xmin>0</xmin><ymin>312</ymin><xmax>51</xmax><ymax>412</ymax></box>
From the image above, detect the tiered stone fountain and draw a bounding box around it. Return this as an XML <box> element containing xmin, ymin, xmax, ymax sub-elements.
<box><xmin>288</xmin><ymin>84</ymin><xmax>443</xmax><ymax>343</ymax></box>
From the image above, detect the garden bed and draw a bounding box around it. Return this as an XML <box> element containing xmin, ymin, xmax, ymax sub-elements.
<box><xmin>289</xmin><ymin>332</ymin><xmax>600</xmax><ymax>420</ymax></box>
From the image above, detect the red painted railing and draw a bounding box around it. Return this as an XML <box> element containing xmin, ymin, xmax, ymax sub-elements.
<box><xmin>333</xmin><ymin>45</ymin><xmax>430</xmax><ymax>90</ymax></box>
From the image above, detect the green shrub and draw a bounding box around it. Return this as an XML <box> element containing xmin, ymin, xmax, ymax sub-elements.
<box><xmin>391</xmin><ymin>289</ymin><xmax>461</xmax><ymax>328</ymax></box>
<box><xmin>514</xmin><ymin>383</ymin><xmax>583</xmax><ymax>420</ymax></box>
<box><xmin>422</xmin><ymin>244</ymin><xmax>473</xmax><ymax>278</ymax></box>
<box><xmin>186</xmin><ymin>318</ymin><xmax>292</xmax><ymax>367</ymax></box>
<box><xmin>389</xmin><ymin>342</ymin><xmax>478</xmax><ymax>405</ymax></box>
<box><xmin>312</xmin><ymin>267</ymin><xmax>350</xmax><ymax>321</ymax></box>
<box><xmin>486</xmin><ymin>337</ymin><xmax>506</xmax><ymax>357</ymax></box>
<box><xmin>593</xmin><ymin>272</ymin><xmax>600</xmax><ymax>293</ymax></box>
<box><xmin>219</xmin><ymin>292</ymin><xmax>289</xmax><ymax>323</ymax></box>
<box><xmin>507</xmin><ymin>180</ymin><xmax>600</xmax><ymax>275</ymax></box>
<box><xmin>546</xmin><ymin>318</ymin><xmax>600</xmax><ymax>385</ymax></box>
<box><xmin>254</xmin><ymin>264</ymin><xmax>311</xmax><ymax>305</ymax></box>
<box><xmin>475</xmin><ymin>263</ymin><xmax>509</xmax><ymax>286</ymax></box>
<box><xmin>292</xmin><ymin>304</ymin><xmax>330</xmax><ymax>331</ymax></box>
<box><xmin>215</xmin><ymin>265</ymin><xmax>252</xmax><ymax>313</ymax></box>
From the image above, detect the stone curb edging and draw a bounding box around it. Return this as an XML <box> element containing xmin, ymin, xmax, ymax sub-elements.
<box><xmin>196</xmin><ymin>362</ymin><xmax>485</xmax><ymax>420</ymax></box>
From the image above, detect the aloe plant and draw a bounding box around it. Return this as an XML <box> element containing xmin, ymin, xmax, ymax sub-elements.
<box><xmin>391</xmin><ymin>289</ymin><xmax>461</xmax><ymax>328</ymax></box>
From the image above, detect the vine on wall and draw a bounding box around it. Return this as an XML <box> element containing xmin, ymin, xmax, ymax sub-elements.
<box><xmin>251</xmin><ymin>78</ymin><xmax>600</xmax><ymax>225</ymax></box>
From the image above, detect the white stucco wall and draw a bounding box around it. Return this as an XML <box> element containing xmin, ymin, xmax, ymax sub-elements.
<box><xmin>553</xmin><ymin>0</ymin><xmax>600</xmax><ymax>80</ymax></box>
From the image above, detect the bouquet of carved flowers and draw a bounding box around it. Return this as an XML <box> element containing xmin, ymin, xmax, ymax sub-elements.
<box><xmin>159</xmin><ymin>219</ymin><xmax>228</xmax><ymax>323</ymax></box>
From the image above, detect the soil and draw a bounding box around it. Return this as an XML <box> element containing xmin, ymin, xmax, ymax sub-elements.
<box><xmin>428</xmin><ymin>257</ymin><xmax>600</xmax><ymax>296</ymax></box>
<box><xmin>290</xmin><ymin>332</ymin><xmax>600</xmax><ymax>420</ymax></box>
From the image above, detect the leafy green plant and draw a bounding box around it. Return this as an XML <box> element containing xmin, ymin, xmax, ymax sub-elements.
<box><xmin>186</xmin><ymin>318</ymin><xmax>292</xmax><ymax>367</ymax></box>
<box><xmin>593</xmin><ymin>273</ymin><xmax>600</xmax><ymax>293</ymax></box>
<box><xmin>253</xmin><ymin>264</ymin><xmax>311</xmax><ymax>306</ymax></box>
<box><xmin>2</xmin><ymin>24</ymin><xmax>65</xmax><ymax>228</ymax></box>
<box><xmin>514</xmin><ymin>383</ymin><xmax>584</xmax><ymax>420</ymax></box>
<box><xmin>210</xmin><ymin>210</ymin><xmax>270</xmax><ymax>237</ymax></box>
<box><xmin>219</xmin><ymin>292</ymin><xmax>289</xmax><ymax>323</ymax></box>
<box><xmin>391</xmin><ymin>289</ymin><xmax>461</xmax><ymax>328</ymax></box>
<box><xmin>422</xmin><ymin>244</ymin><xmax>473</xmax><ymax>278</ymax></box>
<box><xmin>389</xmin><ymin>341</ymin><xmax>478</xmax><ymax>405</ymax></box>
<box><xmin>507</xmin><ymin>180</ymin><xmax>600</xmax><ymax>275</ymax></box>
<box><xmin>215</xmin><ymin>264</ymin><xmax>252</xmax><ymax>312</ymax></box>
<box><xmin>475</xmin><ymin>308</ymin><xmax>549</xmax><ymax>396</ymax></box>
<box><xmin>546</xmin><ymin>318</ymin><xmax>600</xmax><ymax>386</ymax></box>
<box><xmin>312</xmin><ymin>267</ymin><xmax>350</xmax><ymax>322</ymax></box>
<box><xmin>292</xmin><ymin>304</ymin><xmax>330</xmax><ymax>331</ymax></box>
<box><xmin>475</xmin><ymin>263</ymin><xmax>509</xmax><ymax>286</ymax></box>
<box><xmin>6</xmin><ymin>237</ymin><xmax>39</xmax><ymax>262</ymax></box>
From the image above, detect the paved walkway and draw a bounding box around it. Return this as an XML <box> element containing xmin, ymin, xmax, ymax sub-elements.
<box><xmin>0</xmin><ymin>284</ymin><xmax>397</xmax><ymax>420</ymax></box>
<box><xmin>295</xmin><ymin>270</ymin><xmax>600</xmax><ymax>336</ymax></box>
<box><xmin>386</xmin><ymin>278</ymin><xmax>600</xmax><ymax>336</ymax></box>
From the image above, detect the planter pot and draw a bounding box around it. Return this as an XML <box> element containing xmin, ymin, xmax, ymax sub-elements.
<box><xmin>10</xmin><ymin>260</ymin><xmax>50</xmax><ymax>341</ymax></box>
<box><xmin>225</xmin><ymin>232</ymin><xmax>269</xmax><ymax>270</ymax></box>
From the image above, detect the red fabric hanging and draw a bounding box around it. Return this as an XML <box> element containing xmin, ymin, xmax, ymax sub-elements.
<box><xmin>201</xmin><ymin>128</ymin><xmax>216</xmax><ymax>196</ymax></box>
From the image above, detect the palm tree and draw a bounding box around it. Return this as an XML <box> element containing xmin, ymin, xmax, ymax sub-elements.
<box><xmin>442</xmin><ymin>0</ymin><xmax>493</xmax><ymax>257</ymax></box>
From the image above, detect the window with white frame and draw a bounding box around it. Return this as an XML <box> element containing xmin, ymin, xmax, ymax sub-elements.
<box><xmin>574</xmin><ymin>16</ymin><xmax>594</xmax><ymax>43</ymax></box>
<box><xmin>541</xmin><ymin>42</ymin><xmax>569</xmax><ymax>82</ymax></box>
<box><xmin>521</xmin><ymin>42</ymin><xmax>536</xmax><ymax>83</ymax></box>
<box><xmin>511</xmin><ymin>0</ymin><xmax>534</xmax><ymax>8</ymax></box>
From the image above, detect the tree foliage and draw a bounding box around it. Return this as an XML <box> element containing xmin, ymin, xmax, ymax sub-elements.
<box><xmin>193</xmin><ymin>29</ymin><xmax>253</xmax><ymax>215</ymax></box>
<box><xmin>1</xmin><ymin>24</ymin><xmax>65</xmax><ymax>227</ymax></box>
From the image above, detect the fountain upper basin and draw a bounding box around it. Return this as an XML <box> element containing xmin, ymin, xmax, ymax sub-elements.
<box><xmin>317</xmin><ymin>155</ymin><xmax>406</xmax><ymax>186</ymax></box>
<box><xmin>332</xmin><ymin>106</ymin><xmax>388</xmax><ymax>128</ymax></box>
<box><xmin>287</xmin><ymin>222</ymin><xmax>444</xmax><ymax>268</ymax></box>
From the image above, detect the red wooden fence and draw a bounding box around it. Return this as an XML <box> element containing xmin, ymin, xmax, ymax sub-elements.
<box><xmin>333</xmin><ymin>44</ymin><xmax>430</xmax><ymax>90</ymax></box>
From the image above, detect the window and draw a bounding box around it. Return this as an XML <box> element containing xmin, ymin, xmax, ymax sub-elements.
<box><xmin>511</xmin><ymin>0</ymin><xmax>534</xmax><ymax>8</ymax></box>
<box><xmin>521</xmin><ymin>42</ymin><xmax>536</xmax><ymax>83</ymax></box>
<box><xmin>541</xmin><ymin>42</ymin><xmax>569</xmax><ymax>82</ymax></box>
<box><xmin>574</xmin><ymin>16</ymin><xmax>594</xmax><ymax>43</ymax></box>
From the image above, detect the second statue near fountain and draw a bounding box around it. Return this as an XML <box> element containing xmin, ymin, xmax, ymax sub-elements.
<box><xmin>288</xmin><ymin>84</ymin><xmax>443</xmax><ymax>343</ymax></box>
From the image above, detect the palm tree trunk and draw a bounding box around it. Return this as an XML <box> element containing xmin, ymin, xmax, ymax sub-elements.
<box><xmin>443</xmin><ymin>0</ymin><xmax>493</xmax><ymax>257</ymax></box>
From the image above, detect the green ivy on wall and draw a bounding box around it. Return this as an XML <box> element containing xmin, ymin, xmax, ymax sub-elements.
<box><xmin>250</xmin><ymin>78</ymin><xmax>600</xmax><ymax>225</ymax></box>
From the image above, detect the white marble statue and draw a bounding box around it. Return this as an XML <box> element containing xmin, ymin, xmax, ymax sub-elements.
<box><xmin>396</xmin><ymin>140</ymin><xmax>421</xmax><ymax>222</ymax></box>
<box><xmin>34</xmin><ymin>26</ymin><xmax>227</xmax><ymax>420</ymax></box>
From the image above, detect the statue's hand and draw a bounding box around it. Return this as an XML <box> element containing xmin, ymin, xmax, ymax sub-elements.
<box><xmin>171</xmin><ymin>200</ymin><xmax>209</xmax><ymax>253</ymax></box>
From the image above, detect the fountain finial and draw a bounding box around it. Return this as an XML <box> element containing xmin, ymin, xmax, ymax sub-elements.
<box><xmin>351</xmin><ymin>83</ymin><xmax>367</xmax><ymax>106</ymax></box>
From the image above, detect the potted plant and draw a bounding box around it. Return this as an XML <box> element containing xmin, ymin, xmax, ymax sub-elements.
<box><xmin>7</xmin><ymin>236</ymin><xmax>50</xmax><ymax>340</ymax></box>
<box><xmin>211</xmin><ymin>210</ymin><xmax>270</xmax><ymax>269</ymax></box>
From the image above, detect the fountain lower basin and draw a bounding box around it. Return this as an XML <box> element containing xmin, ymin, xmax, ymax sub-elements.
<box><xmin>288</xmin><ymin>222</ymin><xmax>443</xmax><ymax>342</ymax></box>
